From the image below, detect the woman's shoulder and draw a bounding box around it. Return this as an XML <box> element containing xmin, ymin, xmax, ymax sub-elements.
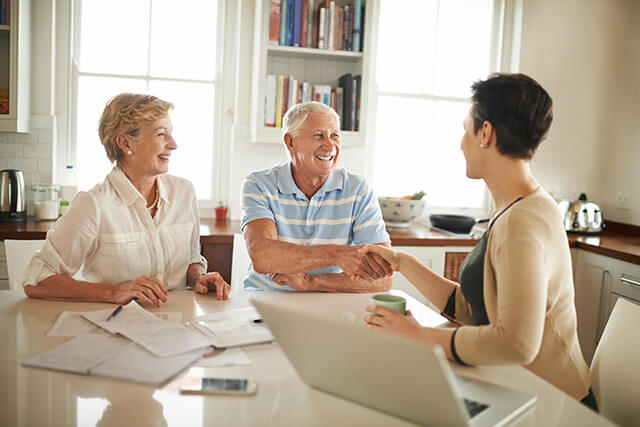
<box><xmin>493</xmin><ymin>188</ymin><xmax>563</xmax><ymax>240</ymax></box>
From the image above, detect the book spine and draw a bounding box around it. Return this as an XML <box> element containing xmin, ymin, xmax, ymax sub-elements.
<box><xmin>350</xmin><ymin>76</ymin><xmax>356</xmax><ymax>131</ymax></box>
<box><xmin>323</xmin><ymin>5</ymin><xmax>330</xmax><ymax>49</ymax></box>
<box><xmin>306</xmin><ymin>0</ymin><xmax>313</xmax><ymax>48</ymax></box>
<box><xmin>279</xmin><ymin>0</ymin><xmax>288</xmax><ymax>45</ymax></box>
<box><xmin>275</xmin><ymin>75</ymin><xmax>285</xmax><ymax>128</ymax></box>
<box><xmin>265</xmin><ymin>75</ymin><xmax>277</xmax><ymax>127</ymax></box>
<box><xmin>268</xmin><ymin>1</ymin><xmax>282</xmax><ymax>45</ymax></box>
<box><xmin>318</xmin><ymin>7</ymin><xmax>325</xmax><ymax>49</ymax></box>
<box><xmin>354</xmin><ymin>75</ymin><xmax>361</xmax><ymax>131</ymax></box>
<box><xmin>328</xmin><ymin>1</ymin><xmax>335</xmax><ymax>50</ymax></box>
<box><xmin>352</xmin><ymin>0</ymin><xmax>362</xmax><ymax>52</ymax></box>
<box><xmin>336</xmin><ymin>6</ymin><xmax>343</xmax><ymax>51</ymax></box>
<box><xmin>293</xmin><ymin>0</ymin><xmax>302</xmax><ymax>47</ymax></box>
<box><xmin>290</xmin><ymin>78</ymin><xmax>298</xmax><ymax>107</ymax></box>
<box><xmin>338</xmin><ymin>73</ymin><xmax>353</xmax><ymax>130</ymax></box>
<box><xmin>336</xmin><ymin>87</ymin><xmax>343</xmax><ymax>126</ymax></box>
<box><xmin>286</xmin><ymin>0</ymin><xmax>294</xmax><ymax>46</ymax></box>
<box><xmin>301</xmin><ymin>0</ymin><xmax>308</xmax><ymax>48</ymax></box>
<box><xmin>283</xmin><ymin>77</ymin><xmax>291</xmax><ymax>119</ymax></box>
<box><xmin>312</xmin><ymin>2</ymin><xmax>320</xmax><ymax>48</ymax></box>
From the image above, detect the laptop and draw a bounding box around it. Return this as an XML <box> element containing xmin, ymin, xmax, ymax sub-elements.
<box><xmin>251</xmin><ymin>297</ymin><xmax>536</xmax><ymax>427</ymax></box>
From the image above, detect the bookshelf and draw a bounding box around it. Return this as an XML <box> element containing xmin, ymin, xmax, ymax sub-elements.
<box><xmin>0</xmin><ymin>0</ymin><xmax>30</xmax><ymax>133</ymax></box>
<box><xmin>249</xmin><ymin>0</ymin><xmax>372</xmax><ymax>146</ymax></box>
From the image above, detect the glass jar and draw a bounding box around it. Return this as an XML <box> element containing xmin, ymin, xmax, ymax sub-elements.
<box><xmin>32</xmin><ymin>184</ymin><xmax>60</xmax><ymax>220</ymax></box>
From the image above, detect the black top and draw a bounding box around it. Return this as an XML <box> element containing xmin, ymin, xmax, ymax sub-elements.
<box><xmin>443</xmin><ymin>197</ymin><xmax>523</xmax><ymax>324</ymax></box>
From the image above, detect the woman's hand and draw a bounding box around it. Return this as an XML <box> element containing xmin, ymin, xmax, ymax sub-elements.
<box><xmin>359</xmin><ymin>245</ymin><xmax>402</xmax><ymax>271</ymax></box>
<box><xmin>336</xmin><ymin>245</ymin><xmax>393</xmax><ymax>280</ymax></box>
<box><xmin>114</xmin><ymin>276</ymin><xmax>168</xmax><ymax>307</ymax></box>
<box><xmin>194</xmin><ymin>272</ymin><xmax>230</xmax><ymax>300</ymax></box>
<box><xmin>364</xmin><ymin>305</ymin><xmax>423</xmax><ymax>340</ymax></box>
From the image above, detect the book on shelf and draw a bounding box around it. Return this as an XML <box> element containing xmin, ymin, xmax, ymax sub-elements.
<box><xmin>293</xmin><ymin>0</ymin><xmax>302</xmax><ymax>46</ymax></box>
<box><xmin>275</xmin><ymin>75</ymin><xmax>285</xmax><ymax>127</ymax></box>
<box><xmin>338</xmin><ymin>73</ymin><xmax>354</xmax><ymax>130</ymax></box>
<box><xmin>286</xmin><ymin>0</ymin><xmax>294</xmax><ymax>45</ymax></box>
<box><xmin>353</xmin><ymin>0</ymin><xmax>362</xmax><ymax>52</ymax></box>
<box><xmin>306</xmin><ymin>0</ymin><xmax>313</xmax><ymax>47</ymax></box>
<box><xmin>353</xmin><ymin>74</ymin><xmax>361</xmax><ymax>131</ymax></box>
<box><xmin>265</xmin><ymin>75</ymin><xmax>277</xmax><ymax>127</ymax></box>
<box><xmin>318</xmin><ymin>7</ymin><xmax>326</xmax><ymax>49</ymax></box>
<box><xmin>268</xmin><ymin>1</ymin><xmax>281</xmax><ymax>45</ymax></box>
<box><xmin>311</xmin><ymin>1</ymin><xmax>320</xmax><ymax>48</ymax></box>
<box><xmin>301</xmin><ymin>0</ymin><xmax>308</xmax><ymax>47</ymax></box>
<box><xmin>279</xmin><ymin>0</ymin><xmax>288</xmax><ymax>45</ymax></box>
<box><xmin>327</xmin><ymin>1</ymin><xmax>335</xmax><ymax>50</ymax></box>
<box><xmin>336</xmin><ymin>87</ymin><xmax>344</xmax><ymax>126</ymax></box>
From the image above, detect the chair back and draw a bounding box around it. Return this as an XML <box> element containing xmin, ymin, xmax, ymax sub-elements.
<box><xmin>591</xmin><ymin>297</ymin><xmax>640</xmax><ymax>426</ymax></box>
<box><xmin>4</xmin><ymin>239</ymin><xmax>46</xmax><ymax>290</ymax></box>
<box><xmin>230</xmin><ymin>233</ymin><xmax>251</xmax><ymax>293</ymax></box>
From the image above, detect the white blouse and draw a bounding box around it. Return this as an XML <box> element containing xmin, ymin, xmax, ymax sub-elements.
<box><xmin>22</xmin><ymin>167</ymin><xmax>206</xmax><ymax>290</ymax></box>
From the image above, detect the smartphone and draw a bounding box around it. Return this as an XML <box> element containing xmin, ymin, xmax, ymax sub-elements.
<box><xmin>180</xmin><ymin>369</ymin><xmax>257</xmax><ymax>395</ymax></box>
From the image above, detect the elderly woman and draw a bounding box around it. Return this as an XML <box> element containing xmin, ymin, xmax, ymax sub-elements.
<box><xmin>241</xmin><ymin>101</ymin><xmax>393</xmax><ymax>292</ymax></box>
<box><xmin>362</xmin><ymin>74</ymin><xmax>594</xmax><ymax>407</ymax></box>
<box><xmin>23</xmin><ymin>93</ymin><xmax>230</xmax><ymax>304</ymax></box>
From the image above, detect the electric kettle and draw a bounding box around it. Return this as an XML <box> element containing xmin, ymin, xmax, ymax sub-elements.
<box><xmin>0</xmin><ymin>169</ymin><xmax>27</xmax><ymax>222</ymax></box>
<box><xmin>557</xmin><ymin>193</ymin><xmax>603</xmax><ymax>235</ymax></box>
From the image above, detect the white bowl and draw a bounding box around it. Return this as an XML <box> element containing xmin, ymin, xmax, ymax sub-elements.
<box><xmin>378</xmin><ymin>197</ymin><xmax>426</xmax><ymax>228</ymax></box>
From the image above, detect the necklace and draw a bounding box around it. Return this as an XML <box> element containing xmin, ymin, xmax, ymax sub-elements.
<box><xmin>146</xmin><ymin>185</ymin><xmax>159</xmax><ymax>210</ymax></box>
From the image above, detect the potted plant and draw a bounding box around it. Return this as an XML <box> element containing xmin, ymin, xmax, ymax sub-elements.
<box><xmin>214</xmin><ymin>202</ymin><xmax>228</xmax><ymax>222</ymax></box>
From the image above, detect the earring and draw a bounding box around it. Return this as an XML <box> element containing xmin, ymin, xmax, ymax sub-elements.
<box><xmin>480</xmin><ymin>144</ymin><xmax>485</xmax><ymax>148</ymax></box>
<box><xmin>127</xmin><ymin>150</ymin><xmax>132</xmax><ymax>155</ymax></box>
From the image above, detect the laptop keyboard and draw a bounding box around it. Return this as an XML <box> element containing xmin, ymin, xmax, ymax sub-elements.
<box><xmin>463</xmin><ymin>398</ymin><xmax>490</xmax><ymax>418</ymax></box>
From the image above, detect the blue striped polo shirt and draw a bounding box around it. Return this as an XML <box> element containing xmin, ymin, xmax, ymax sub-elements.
<box><xmin>240</xmin><ymin>161</ymin><xmax>390</xmax><ymax>291</ymax></box>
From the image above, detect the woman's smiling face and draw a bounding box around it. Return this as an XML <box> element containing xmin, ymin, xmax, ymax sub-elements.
<box><xmin>129</xmin><ymin>115</ymin><xmax>177</xmax><ymax>177</ymax></box>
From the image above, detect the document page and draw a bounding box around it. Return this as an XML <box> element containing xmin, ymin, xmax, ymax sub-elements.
<box><xmin>22</xmin><ymin>335</ymin><xmax>130</xmax><ymax>374</ymax></box>
<box><xmin>194</xmin><ymin>307</ymin><xmax>274</xmax><ymax>348</ymax></box>
<box><xmin>82</xmin><ymin>301</ymin><xmax>211</xmax><ymax>357</ymax></box>
<box><xmin>48</xmin><ymin>311</ymin><xmax>183</xmax><ymax>336</ymax></box>
<box><xmin>91</xmin><ymin>344</ymin><xmax>207</xmax><ymax>386</ymax></box>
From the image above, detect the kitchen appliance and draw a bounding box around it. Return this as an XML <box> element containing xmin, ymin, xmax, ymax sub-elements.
<box><xmin>0</xmin><ymin>169</ymin><xmax>27</xmax><ymax>222</ymax></box>
<box><xmin>557</xmin><ymin>193</ymin><xmax>603</xmax><ymax>235</ymax></box>
<box><xmin>429</xmin><ymin>214</ymin><xmax>489</xmax><ymax>234</ymax></box>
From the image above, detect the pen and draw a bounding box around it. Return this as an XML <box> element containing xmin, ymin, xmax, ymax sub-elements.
<box><xmin>252</xmin><ymin>318</ymin><xmax>263</xmax><ymax>324</ymax></box>
<box><xmin>106</xmin><ymin>305</ymin><xmax>123</xmax><ymax>322</ymax></box>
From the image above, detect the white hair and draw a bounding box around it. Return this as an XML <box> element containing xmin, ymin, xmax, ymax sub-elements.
<box><xmin>282</xmin><ymin>101</ymin><xmax>340</xmax><ymax>137</ymax></box>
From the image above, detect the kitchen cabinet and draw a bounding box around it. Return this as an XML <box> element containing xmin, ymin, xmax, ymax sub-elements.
<box><xmin>392</xmin><ymin>246</ymin><xmax>471</xmax><ymax>310</ymax></box>
<box><xmin>603</xmin><ymin>259</ymin><xmax>640</xmax><ymax>325</ymax></box>
<box><xmin>572</xmin><ymin>249</ymin><xmax>613</xmax><ymax>364</ymax></box>
<box><xmin>249</xmin><ymin>0</ymin><xmax>373</xmax><ymax>146</ymax></box>
<box><xmin>0</xmin><ymin>0</ymin><xmax>30</xmax><ymax>132</ymax></box>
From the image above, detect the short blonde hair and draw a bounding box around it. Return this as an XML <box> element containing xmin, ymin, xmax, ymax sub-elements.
<box><xmin>283</xmin><ymin>101</ymin><xmax>340</xmax><ymax>137</ymax></box>
<box><xmin>98</xmin><ymin>93</ymin><xmax>174</xmax><ymax>163</ymax></box>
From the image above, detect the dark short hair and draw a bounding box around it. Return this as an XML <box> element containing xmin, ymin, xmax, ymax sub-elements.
<box><xmin>470</xmin><ymin>73</ymin><xmax>553</xmax><ymax>159</ymax></box>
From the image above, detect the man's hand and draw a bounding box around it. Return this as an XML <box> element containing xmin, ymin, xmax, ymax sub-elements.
<box><xmin>194</xmin><ymin>272</ymin><xmax>231</xmax><ymax>300</ymax></box>
<box><xmin>113</xmin><ymin>276</ymin><xmax>168</xmax><ymax>307</ymax></box>
<box><xmin>336</xmin><ymin>245</ymin><xmax>393</xmax><ymax>280</ymax></box>
<box><xmin>270</xmin><ymin>272</ymin><xmax>308</xmax><ymax>290</ymax></box>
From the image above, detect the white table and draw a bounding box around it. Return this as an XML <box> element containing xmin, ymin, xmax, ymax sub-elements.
<box><xmin>0</xmin><ymin>290</ymin><xmax>613</xmax><ymax>427</ymax></box>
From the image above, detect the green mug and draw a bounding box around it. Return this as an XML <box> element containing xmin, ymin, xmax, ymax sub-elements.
<box><xmin>369</xmin><ymin>294</ymin><xmax>406</xmax><ymax>315</ymax></box>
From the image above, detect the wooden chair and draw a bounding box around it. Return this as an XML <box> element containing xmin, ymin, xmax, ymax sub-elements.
<box><xmin>590</xmin><ymin>297</ymin><xmax>640</xmax><ymax>426</ymax></box>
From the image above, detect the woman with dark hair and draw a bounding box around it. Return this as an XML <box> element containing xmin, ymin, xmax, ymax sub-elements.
<box><xmin>361</xmin><ymin>73</ymin><xmax>594</xmax><ymax>408</ymax></box>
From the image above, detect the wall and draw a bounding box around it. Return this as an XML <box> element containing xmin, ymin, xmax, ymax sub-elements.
<box><xmin>1</xmin><ymin>0</ymin><xmax>639</xmax><ymax>225</ymax></box>
<box><xmin>520</xmin><ymin>0</ymin><xmax>640</xmax><ymax>224</ymax></box>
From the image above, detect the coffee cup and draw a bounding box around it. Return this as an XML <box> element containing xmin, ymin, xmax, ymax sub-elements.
<box><xmin>369</xmin><ymin>294</ymin><xmax>406</xmax><ymax>315</ymax></box>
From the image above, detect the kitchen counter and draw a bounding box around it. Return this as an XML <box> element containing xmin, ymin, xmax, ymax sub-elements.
<box><xmin>2</xmin><ymin>218</ymin><xmax>639</xmax><ymax>280</ymax></box>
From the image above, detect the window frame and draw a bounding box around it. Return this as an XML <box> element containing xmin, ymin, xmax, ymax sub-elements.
<box><xmin>365</xmin><ymin>0</ymin><xmax>523</xmax><ymax>217</ymax></box>
<box><xmin>59</xmin><ymin>0</ymin><xmax>228</xmax><ymax>208</ymax></box>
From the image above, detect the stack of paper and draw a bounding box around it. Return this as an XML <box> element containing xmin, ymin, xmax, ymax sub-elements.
<box><xmin>191</xmin><ymin>306</ymin><xmax>274</xmax><ymax>348</ymax></box>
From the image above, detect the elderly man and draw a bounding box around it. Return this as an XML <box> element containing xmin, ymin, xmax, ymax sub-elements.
<box><xmin>241</xmin><ymin>101</ymin><xmax>393</xmax><ymax>292</ymax></box>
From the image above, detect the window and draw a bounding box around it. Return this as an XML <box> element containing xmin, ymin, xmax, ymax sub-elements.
<box><xmin>371</xmin><ymin>0</ymin><xmax>512</xmax><ymax>211</ymax></box>
<box><xmin>70</xmin><ymin>0</ymin><xmax>222</xmax><ymax>200</ymax></box>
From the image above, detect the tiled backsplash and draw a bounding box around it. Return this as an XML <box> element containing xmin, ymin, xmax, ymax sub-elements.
<box><xmin>0</xmin><ymin>115</ymin><xmax>55</xmax><ymax>216</ymax></box>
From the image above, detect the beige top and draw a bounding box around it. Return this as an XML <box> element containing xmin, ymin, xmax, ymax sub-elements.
<box><xmin>454</xmin><ymin>187</ymin><xmax>591</xmax><ymax>400</ymax></box>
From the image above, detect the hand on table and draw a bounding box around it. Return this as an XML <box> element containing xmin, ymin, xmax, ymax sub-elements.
<box><xmin>337</xmin><ymin>245</ymin><xmax>393</xmax><ymax>280</ymax></box>
<box><xmin>114</xmin><ymin>276</ymin><xmax>168</xmax><ymax>307</ymax></box>
<box><xmin>194</xmin><ymin>272</ymin><xmax>231</xmax><ymax>300</ymax></box>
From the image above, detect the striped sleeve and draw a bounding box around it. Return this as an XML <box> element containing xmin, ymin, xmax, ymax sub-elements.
<box><xmin>241</xmin><ymin>175</ymin><xmax>276</xmax><ymax>230</ymax></box>
<box><xmin>351</xmin><ymin>182</ymin><xmax>390</xmax><ymax>245</ymax></box>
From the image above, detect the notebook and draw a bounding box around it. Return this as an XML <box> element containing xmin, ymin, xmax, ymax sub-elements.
<box><xmin>251</xmin><ymin>297</ymin><xmax>536</xmax><ymax>427</ymax></box>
